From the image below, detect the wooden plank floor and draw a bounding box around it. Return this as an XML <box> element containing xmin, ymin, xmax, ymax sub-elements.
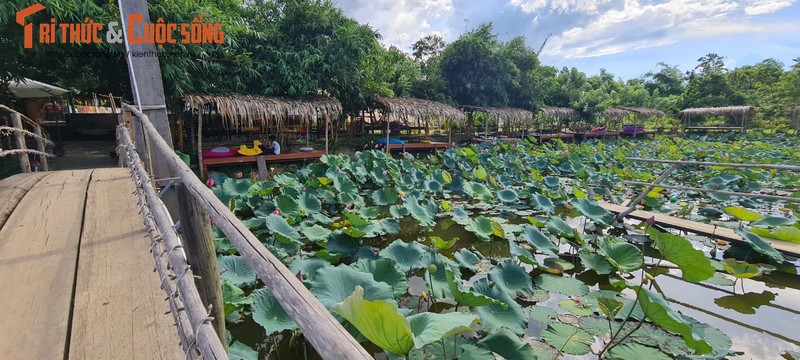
<box><xmin>0</xmin><ymin>169</ymin><xmax>183</xmax><ymax>359</ymax></box>
<box><xmin>600</xmin><ymin>201</ymin><xmax>800</xmax><ymax>257</ymax></box>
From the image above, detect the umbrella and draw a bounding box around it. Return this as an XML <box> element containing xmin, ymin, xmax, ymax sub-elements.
<box><xmin>8</xmin><ymin>78</ymin><xmax>70</xmax><ymax>98</ymax></box>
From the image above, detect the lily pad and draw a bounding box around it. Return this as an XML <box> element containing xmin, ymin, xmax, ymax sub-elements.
<box><xmin>531</xmin><ymin>194</ymin><xmax>556</xmax><ymax>214</ymax></box>
<box><xmin>476</xmin><ymin>327</ymin><xmax>536</xmax><ymax>359</ymax></box>
<box><xmin>541</xmin><ymin>323</ymin><xmax>593</xmax><ymax>355</ymax></box>
<box><xmin>488</xmin><ymin>260</ymin><xmax>534</xmax><ymax>297</ymax></box>
<box><xmin>229</xmin><ymin>341</ymin><xmax>259</xmax><ymax>360</ymax></box>
<box><xmin>520</xmin><ymin>225</ymin><xmax>559</xmax><ymax>257</ymax></box>
<box><xmin>723</xmin><ymin>207</ymin><xmax>764</xmax><ymax>222</ymax></box>
<box><xmin>558</xmin><ymin>298</ymin><xmax>594</xmax><ymax>316</ymax></box>
<box><xmin>407</xmin><ymin>312</ymin><xmax>478</xmax><ymax>348</ymax></box>
<box><xmin>750</xmin><ymin>216</ymin><xmax>798</xmax><ymax>228</ymax></box>
<box><xmin>633</xmin><ymin>286</ymin><xmax>711</xmax><ymax>354</ymax></box>
<box><xmin>608</xmin><ymin>343</ymin><xmax>671</xmax><ymax>360</ymax></box>
<box><xmin>735</xmin><ymin>229</ymin><xmax>784</xmax><ymax>263</ymax></box>
<box><xmin>454</xmin><ymin>248</ymin><xmax>480</xmax><ymax>272</ymax></box>
<box><xmin>573</xmin><ymin>198</ymin><xmax>615</xmax><ymax>225</ymax></box>
<box><xmin>265</xmin><ymin>214</ymin><xmax>301</xmax><ymax>244</ymax></box>
<box><xmin>598</xmin><ymin>237</ymin><xmax>643</xmax><ymax>273</ymax></box>
<box><xmin>447</xmin><ymin>270</ymin><xmax>507</xmax><ymax>308</ymax></box>
<box><xmin>310</xmin><ymin>265</ymin><xmax>394</xmax><ymax>309</ymax></box>
<box><xmin>467</xmin><ymin>216</ymin><xmax>495</xmax><ymax>241</ymax></box>
<box><xmin>251</xmin><ymin>288</ymin><xmax>296</xmax><ymax>335</ymax></box>
<box><xmin>218</xmin><ymin>255</ymin><xmax>256</xmax><ymax>286</ymax></box>
<box><xmin>301</xmin><ymin>224</ymin><xmax>332</xmax><ymax>242</ymax></box>
<box><xmin>353</xmin><ymin>258</ymin><xmax>409</xmax><ymax>297</ymax></box>
<box><xmin>497</xmin><ymin>189</ymin><xmax>519</xmax><ymax>204</ymax></box>
<box><xmin>648</xmin><ymin>228</ymin><xmax>714</xmax><ymax>283</ymax></box>
<box><xmin>471</xmin><ymin>278</ymin><xmax>527</xmax><ymax>335</ymax></box>
<box><xmin>533</xmin><ymin>274</ymin><xmax>589</xmax><ymax>297</ymax></box>
<box><xmin>379</xmin><ymin>240</ymin><xmax>426</xmax><ymax>271</ymax></box>
<box><xmin>579</xmin><ymin>252</ymin><xmax>613</xmax><ymax>275</ymax></box>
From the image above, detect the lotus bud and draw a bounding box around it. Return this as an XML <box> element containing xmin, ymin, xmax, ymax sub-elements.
<box><xmin>235</xmin><ymin>171</ymin><xmax>243</xmax><ymax>179</ymax></box>
<box><xmin>206</xmin><ymin>178</ymin><xmax>215</xmax><ymax>187</ymax></box>
<box><xmin>427</xmin><ymin>264</ymin><xmax>437</xmax><ymax>273</ymax></box>
<box><xmin>382</xmin><ymin>170</ymin><xmax>388</xmax><ymax>176</ymax></box>
<box><xmin>295</xmin><ymin>271</ymin><xmax>303</xmax><ymax>281</ymax></box>
<box><xmin>646</xmin><ymin>216</ymin><xmax>655</xmax><ymax>226</ymax></box>
<box><xmin>346</xmin><ymin>203</ymin><xmax>355</xmax><ymax>210</ymax></box>
<box><xmin>401</xmin><ymin>195</ymin><xmax>407</xmax><ymax>203</ymax></box>
<box><xmin>273</xmin><ymin>209</ymin><xmax>280</xmax><ymax>215</ymax></box>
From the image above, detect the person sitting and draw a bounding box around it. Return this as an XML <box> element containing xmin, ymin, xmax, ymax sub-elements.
<box><xmin>261</xmin><ymin>135</ymin><xmax>281</xmax><ymax>155</ymax></box>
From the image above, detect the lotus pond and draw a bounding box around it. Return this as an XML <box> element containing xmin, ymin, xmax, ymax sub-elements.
<box><xmin>210</xmin><ymin>134</ymin><xmax>800</xmax><ymax>360</ymax></box>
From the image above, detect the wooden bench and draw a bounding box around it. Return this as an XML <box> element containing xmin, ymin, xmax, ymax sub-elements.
<box><xmin>202</xmin><ymin>150</ymin><xmax>325</xmax><ymax>178</ymax></box>
<box><xmin>385</xmin><ymin>142</ymin><xmax>454</xmax><ymax>152</ymax></box>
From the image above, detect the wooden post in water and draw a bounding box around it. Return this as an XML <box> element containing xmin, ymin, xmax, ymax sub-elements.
<box><xmin>197</xmin><ymin>109</ymin><xmax>204</xmax><ymax>178</ymax></box>
<box><xmin>176</xmin><ymin>183</ymin><xmax>226</xmax><ymax>349</ymax></box>
<box><xmin>34</xmin><ymin>124</ymin><xmax>48</xmax><ymax>171</ymax></box>
<box><xmin>10</xmin><ymin>114</ymin><xmax>31</xmax><ymax>173</ymax></box>
<box><xmin>256</xmin><ymin>155</ymin><xmax>268</xmax><ymax>181</ymax></box>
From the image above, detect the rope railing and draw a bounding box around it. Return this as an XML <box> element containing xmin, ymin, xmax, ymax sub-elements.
<box><xmin>0</xmin><ymin>107</ymin><xmax>53</xmax><ymax>172</ymax></box>
<box><xmin>116</xmin><ymin>123</ymin><xmax>226</xmax><ymax>359</ymax></box>
<box><xmin>122</xmin><ymin>103</ymin><xmax>372</xmax><ymax>359</ymax></box>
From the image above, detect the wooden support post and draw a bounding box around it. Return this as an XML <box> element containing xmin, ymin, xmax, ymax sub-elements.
<box><xmin>325</xmin><ymin>118</ymin><xmax>329</xmax><ymax>155</ymax></box>
<box><xmin>176</xmin><ymin>184</ymin><xmax>226</xmax><ymax>349</ymax></box>
<box><xmin>10</xmin><ymin>114</ymin><xmax>31</xmax><ymax>173</ymax></box>
<box><xmin>197</xmin><ymin>110</ymin><xmax>204</xmax><ymax>178</ymax></box>
<box><xmin>257</xmin><ymin>155</ymin><xmax>267</xmax><ymax>181</ymax></box>
<box><xmin>34</xmin><ymin>124</ymin><xmax>48</xmax><ymax>171</ymax></box>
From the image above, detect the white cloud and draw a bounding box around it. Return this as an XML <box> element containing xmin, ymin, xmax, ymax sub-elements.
<box><xmin>744</xmin><ymin>0</ymin><xmax>794</xmax><ymax>15</ymax></box>
<box><xmin>334</xmin><ymin>0</ymin><xmax>454</xmax><ymax>48</ymax></box>
<box><xmin>507</xmin><ymin>0</ymin><xmax>613</xmax><ymax>14</ymax></box>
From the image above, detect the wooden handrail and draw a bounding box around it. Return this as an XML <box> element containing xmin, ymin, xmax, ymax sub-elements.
<box><xmin>122</xmin><ymin>104</ymin><xmax>372</xmax><ymax>359</ymax></box>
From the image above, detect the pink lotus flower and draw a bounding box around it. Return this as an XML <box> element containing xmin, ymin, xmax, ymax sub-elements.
<box><xmin>375</xmin><ymin>143</ymin><xmax>380</xmax><ymax>149</ymax></box>
<box><xmin>235</xmin><ymin>171</ymin><xmax>243</xmax><ymax>179</ymax></box>
<box><xmin>382</xmin><ymin>170</ymin><xmax>388</xmax><ymax>176</ymax></box>
<box><xmin>206</xmin><ymin>178</ymin><xmax>215</xmax><ymax>187</ymax></box>
<box><xmin>570</xmin><ymin>296</ymin><xmax>583</xmax><ymax>302</ymax></box>
<box><xmin>272</xmin><ymin>209</ymin><xmax>280</xmax><ymax>215</ymax></box>
<box><xmin>401</xmin><ymin>195</ymin><xmax>407</xmax><ymax>203</ymax></box>
<box><xmin>346</xmin><ymin>203</ymin><xmax>355</xmax><ymax>210</ymax></box>
<box><xmin>335</xmin><ymin>168</ymin><xmax>340</xmax><ymax>174</ymax></box>
<box><xmin>646</xmin><ymin>216</ymin><xmax>655</xmax><ymax>226</ymax></box>
<box><xmin>562</xmin><ymin>149</ymin><xmax>569</xmax><ymax>154</ymax></box>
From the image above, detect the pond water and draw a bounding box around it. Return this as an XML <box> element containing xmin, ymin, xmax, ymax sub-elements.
<box><xmin>228</xmin><ymin>206</ymin><xmax>800</xmax><ymax>359</ymax></box>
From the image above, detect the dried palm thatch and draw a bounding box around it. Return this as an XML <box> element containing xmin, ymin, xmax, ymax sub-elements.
<box><xmin>597</xmin><ymin>107</ymin><xmax>665</xmax><ymax>121</ymax></box>
<box><xmin>540</xmin><ymin>107</ymin><xmax>580</xmax><ymax>122</ymax></box>
<box><xmin>184</xmin><ymin>94</ymin><xmax>342</xmax><ymax>130</ymax></box>
<box><xmin>372</xmin><ymin>96</ymin><xmax>465</xmax><ymax>127</ymax></box>
<box><xmin>678</xmin><ymin>106</ymin><xmax>754</xmax><ymax>120</ymax></box>
<box><xmin>462</xmin><ymin>106</ymin><xmax>534</xmax><ymax>125</ymax></box>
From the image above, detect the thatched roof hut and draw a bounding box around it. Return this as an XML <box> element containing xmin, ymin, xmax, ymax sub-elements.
<box><xmin>678</xmin><ymin>106</ymin><xmax>754</xmax><ymax>129</ymax></box>
<box><xmin>184</xmin><ymin>94</ymin><xmax>342</xmax><ymax>131</ymax></box>
<box><xmin>462</xmin><ymin>106</ymin><xmax>533</xmax><ymax>124</ymax></box>
<box><xmin>597</xmin><ymin>107</ymin><xmax>665</xmax><ymax>121</ymax></box>
<box><xmin>540</xmin><ymin>107</ymin><xmax>580</xmax><ymax>122</ymax></box>
<box><xmin>371</xmin><ymin>97</ymin><xmax>464</xmax><ymax>127</ymax></box>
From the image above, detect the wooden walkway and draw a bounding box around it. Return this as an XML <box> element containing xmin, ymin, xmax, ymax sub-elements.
<box><xmin>599</xmin><ymin>202</ymin><xmax>800</xmax><ymax>257</ymax></box>
<box><xmin>0</xmin><ymin>168</ymin><xmax>183</xmax><ymax>359</ymax></box>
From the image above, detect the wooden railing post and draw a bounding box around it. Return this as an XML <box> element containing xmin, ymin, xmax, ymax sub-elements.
<box><xmin>176</xmin><ymin>183</ymin><xmax>226</xmax><ymax>349</ymax></box>
<box><xmin>34</xmin><ymin>124</ymin><xmax>48</xmax><ymax>171</ymax></box>
<box><xmin>10</xmin><ymin>114</ymin><xmax>31</xmax><ymax>173</ymax></box>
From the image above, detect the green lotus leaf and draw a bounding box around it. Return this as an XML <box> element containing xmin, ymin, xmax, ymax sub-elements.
<box><xmin>534</xmin><ymin>274</ymin><xmax>589</xmax><ymax>296</ymax></box>
<box><xmin>464</xmin><ymin>181</ymin><xmax>493</xmax><ymax>201</ymax></box>
<box><xmin>310</xmin><ymin>265</ymin><xmax>394</xmax><ymax>309</ymax></box>
<box><xmin>473</xmin><ymin>165</ymin><xmax>488</xmax><ymax>181</ymax></box>
<box><xmin>541</xmin><ymin>323</ymin><xmax>593</xmax><ymax>355</ymax></box>
<box><xmin>497</xmin><ymin>189</ymin><xmax>519</xmax><ymax>203</ymax></box>
<box><xmin>425</xmin><ymin>179</ymin><xmax>444</xmax><ymax>193</ymax></box>
<box><xmin>301</xmin><ymin>224</ymin><xmax>332</xmax><ymax>242</ymax></box>
<box><xmin>476</xmin><ymin>327</ymin><xmax>536</xmax><ymax>360</ymax></box>
<box><xmin>573</xmin><ymin>185</ymin><xmax>588</xmax><ymax>199</ymax></box>
<box><xmin>723</xmin><ymin>207</ymin><xmax>764</xmax><ymax>222</ymax></box>
<box><xmin>248</xmin><ymin>181</ymin><xmax>277</xmax><ymax>197</ymax></box>
<box><xmin>422</xmin><ymin>253</ymin><xmax>458</xmax><ymax>299</ymax></box>
<box><xmin>251</xmin><ymin>288</ymin><xmax>297</xmax><ymax>335</ymax></box>
<box><xmin>467</xmin><ymin>216</ymin><xmax>495</xmax><ymax>241</ymax></box>
<box><xmin>441</xmin><ymin>170</ymin><xmax>452</xmax><ymax>184</ymax></box>
<box><xmin>703</xmin><ymin>272</ymin><xmax>736</xmax><ymax>286</ymax></box>
<box><xmin>471</xmin><ymin>278</ymin><xmax>527</xmax><ymax>335</ymax></box>
<box><xmin>750</xmin><ymin>216</ymin><xmax>798</xmax><ymax>228</ymax></box>
<box><xmin>457</xmin><ymin>344</ymin><xmax>496</xmax><ymax>360</ymax></box>
<box><xmin>298</xmin><ymin>192</ymin><xmax>322</xmax><ymax>214</ymax></box>
<box><xmin>598</xmin><ymin>237</ymin><xmax>643</xmax><ymax>273</ymax></box>
<box><xmin>404</xmin><ymin>195</ymin><xmax>437</xmax><ymax>227</ymax></box>
<box><xmin>648</xmin><ymin>228</ymin><xmax>714</xmax><ymax>282</ymax></box>
<box><xmin>633</xmin><ymin>286</ymin><xmax>712</xmax><ymax>354</ymax></box>
<box><xmin>698</xmin><ymin>207</ymin><xmax>724</xmax><ymax>218</ymax></box>
<box><xmin>721</xmin><ymin>258</ymin><xmax>763</xmax><ymax>279</ymax></box>
<box><xmin>558</xmin><ymin>298</ymin><xmax>594</xmax><ymax>316</ymax></box>
<box><xmin>265</xmin><ymin>214</ymin><xmax>301</xmax><ymax>244</ymax></box>
<box><xmin>598</xmin><ymin>296</ymin><xmax>624</xmax><ymax>320</ymax></box>
<box><xmin>229</xmin><ymin>341</ymin><xmax>258</xmax><ymax>360</ymax></box>
<box><xmin>608</xmin><ymin>343</ymin><xmax>671</xmax><ymax>360</ymax></box>
<box><xmin>353</xmin><ymin>258</ymin><xmax>409</xmax><ymax>297</ymax></box>
<box><xmin>371</xmin><ymin>188</ymin><xmax>399</xmax><ymax>206</ymax></box>
<box><xmin>288</xmin><ymin>257</ymin><xmax>330</xmax><ymax>281</ymax></box>
<box><xmin>530</xmin><ymin>194</ymin><xmax>555</xmax><ymax>214</ymax></box>
<box><xmin>508</xmin><ymin>240</ymin><xmax>539</xmax><ymax>266</ymax></box>
<box><xmin>218</xmin><ymin>255</ymin><xmax>256</xmax><ymax>286</ymax></box>
<box><xmin>543</xmin><ymin>176</ymin><xmax>560</xmax><ymax>188</ymax></box>
<box><xmin>751</xmin><ymin>226</ymin><xmax>800</xmax><ymax>243</ymax></box>
<box><xmin>326</xmin><ymin>232</ymin><xmax>359</xmax><ymax>257</ymax></box>
<box><xmin>330</xmin><ymin>286</ymin><xmax>414</xmax><ymax>355</ymax></box>
<box><xmin>222</xmin><ymin>178</ymin><xmax>252</xmax><ymax>198</ymax></box>
<box><xmin>333</xmin><ymin>173</ymin><xmax>358</xmax><ymax>194</ymax></box>
<box><xmin>379</xmin><ymin>239</ymin><xmax>426</xmax><ymax>271</ymax></box>
<box><xmin>274</xmin><ymin>194</ymin><xmax>300</xmax><ymax>217</ymax></box>
<box><xmin>389</xmin><ymin>205</ymin><xmax>410</xmax><ymax>218</ymax></box>
<box><xmin>407</xmin><ymin>312</ymin><xmax>478</xmax><ymax>348</ymax></box>
<box><xmin>520</xmin><ymin>225</ymin><xmax>559</xmax><ymax>257</ymax></box>
<box><xmin>528</xmin><ymin>305</ymin><xmax>558</xmax><ymax>323</ymax></box>
<box><xmin>488</xmin><ymin>260</ymin><xmax>534</xmax><ymax>297</ymax></box>
<box><xmin>454</xmin><ymin>248</ymin><xmax>480</xmax><ymax>271</ymax></box>
<box><xmin>446</xmin><ymin>270</ymin><xmax>507</xmax><ymax>308</ymax></box>
<box><xmin>579</xmin><ymin>252</ymin><xmax>613</xmax><ymax>275</ymax></box>
<box><xmin>221</xmin><ymin>280</ymin><xmax>251</xmax><ymax>316</ymax></box>
<box><xmin>545</xmin><ymin>216</ymin><xmax>574</xmax><ymax>238</ymax></box>
<box><xmin>572</xmin><ymin>198</ymin><xmax>615</xmax><ymax>225</ymax></box>
<box><xmin>735</xmin><ymin>229</ymin><xmax>784</xmax><ymax>263</ymax></box>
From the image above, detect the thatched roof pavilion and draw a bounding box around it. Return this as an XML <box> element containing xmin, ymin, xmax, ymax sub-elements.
<box><xmin>462</xmin><ymin>106</ymin><xmax>534</xmax><ymax>139</ymax></box>
<box><xmin>184</xmin><ymin>94</ymin><xmax>342</xmax><ymax>131</ymax></box>
<box><xmin>371</xmin><ymin>96</ymin><xmax>465</xmax><ymax>126</ymax></box>
<box><xmin>678</xmin><ymin>106</ymin><xmax>754</xmax><ymax>130</ymax></box>
<box><xmin>540</xmin><ymin>107</ymin><xmax>580</xmax><ymax>123</ymax></box>
<box><xmin>596</xmin><ymin>107</ymin><xmax>665</xmax><ymax>129</ymax></box>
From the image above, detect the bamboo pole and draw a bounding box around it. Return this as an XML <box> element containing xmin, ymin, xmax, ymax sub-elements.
<box><xmin>617</xmin><ymin>163</ymin><xmax>680</xmax><ymax>221</ymax></box>
<box><xmin>123</xmin><ymin>104</ymin><xmax>372</xmax><ymax>360</ymax></box>
<box><xmin>622</xmin><ymin>180</ymin><xmax>800</xmax><ymax>203</ymax></box>
<box><xmin>176</xmin><ymin>184</ymin><xmax>227</xmax><ymax>347</ymax></box>
<box><xmin>325</xmin><ymin>118</ymin><xmax>329</xmax><ymax>155</ymax></box>
<box><xmin>10</xmin><ymin>114</ymin><xmax>31</xmax><ymax>173</ymax></box>
<box><xmin>117</xmin><ymin>125</ymin><xmax>224</xmax><ymax>359</ymax></box>
<box><xmin>34</xmin><ymin>125</ymin><xmax>48</xmax><ymax>171</ymax></box>
<box><xmin>197</xmin><ymin>109</ymin><xmax>204</xmax><ymax>178</ymax></box>
<box><xmin>626</xmin><ymin>158</ymin><xmax>800</xmax><ymax>172</ymax></box>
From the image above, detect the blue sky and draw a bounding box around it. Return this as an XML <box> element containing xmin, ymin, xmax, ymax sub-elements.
<box><xmin>333</xmin><ymin>0</ymin><xmax>800</xmax><ymax>79</ymax></box>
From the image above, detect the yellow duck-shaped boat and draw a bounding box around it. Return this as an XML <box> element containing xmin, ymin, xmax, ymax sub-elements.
<box><xmin>237</xmin><ymin>140</ymin><xmax>263</xmax><ymax>156</ymax></box>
